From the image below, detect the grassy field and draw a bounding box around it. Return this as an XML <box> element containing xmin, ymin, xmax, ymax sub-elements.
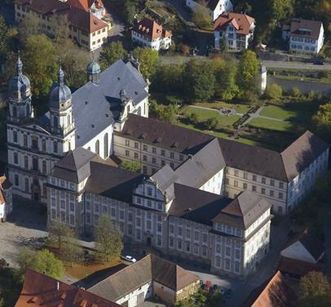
<box><xmin>260</xmin><ymin>105</ymin><xmax>297</xmax><ymax>120</ymax></box>
<box><xmin>249</xmin><ymin>117</ymin><xmax>292</xmax><ymax>132</ymax></box>
<box><xmin>183</xmin><ymin>106</ymin><xmax>240</xmax><ymax>128</ymax></box>
<box><xmin>194</xmin><ymin>101</ymin><xmax>251</xmax><ymax>114</ymax></box>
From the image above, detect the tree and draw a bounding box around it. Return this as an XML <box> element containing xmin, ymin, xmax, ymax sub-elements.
<box><xmin>120</xmin><ymin>160</ymin><xmax>141</xmax><ymax>172</ymax></box>
<box><xmin>0</xmin><ymin>16</ymin><xmax>9</xmax><ymax>62</ymax></box>
<box><xmin>17</xmin><ymin>15</ymin><xmax>41</xmax><ymax>44</ymax></box>
<box><xmin>149</xmin><ymin>100</ymin><xmax>179</xmax><ymax>123</ymax></box>
<box><xmin>100</xmin><ymin>42</ymin><xmax>127</xmax><ymax>70</ymax></box>
<box><xmin>132</xmin><ymin>47</ymin><xmax>159</xmax><ymax>80</ymax></box>
<box><xmin>95</xmin><ymin>215</ymin><xmax>123</xmax><ymax>262</ymax></box>
<box><xmin>205</xmin><ymin>117</ymin><xmax>219</xmax><ymax>130</ymax></box>
<box><xmin>265</xmin><ymin>83</ymin><xmax>283</xmax><ymax>100</ymax></box>
<box><xmin>192</xmin><ymin>5</ymin><xmax>212</xmax><ymax>29</ymax></box>
<box><xmin>269</xmin><ymin>0</ymin><xmax>294</xmax><ymax>23</ymax></box>
<box><xmin>183</xmin><ymin>59</ymin><xmax>216</xmax><ymax>101</ymax></box>
<box><xmin>299</xmin><ymin>271</ymin><xmax>331</xmax><ymax>307</ymax></box>
<box><xmin>290</xmin><ymin>87</ymin><xmax>301</xmax><ymax>97</ymax></box>
<box><xmin>23</xmin><ymin>34</ymin><xmax>57</xmax><ymax>98</ymax></box>
<box><xmin>18</xmin><ymin>249</ymin><xmax>64</xmax><ymax>279</ymax></box>
<box><xmin>213</xmin><ymin>59</ymin><xmax>239</xmax><ymax>100</ymax></box>
<box><xmin>313</xmin><ymin>103</ymin><xmax>331</xmax><ymax>141</ymax></box>
<box><xmin>48</xmin><ymin>221</ymin><xmax>81</xmax><ymax>263</ymax></box>
<box><xmin>237</xmin><ymin>50</ymin><xmax>259</xmax><ymax>94</ymax></box>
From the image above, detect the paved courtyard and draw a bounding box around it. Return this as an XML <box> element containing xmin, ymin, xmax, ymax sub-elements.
<box><xmin>0</xmin><ymin>198</ymin><xmax>47</xmax><ymax>267</ymax></box>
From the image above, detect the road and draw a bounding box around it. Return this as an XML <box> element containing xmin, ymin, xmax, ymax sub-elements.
<box><xmin>262</xmin><ymin>60</ymin><xmax>331</xmax><ymax>71</ymax></box>
<box><xmin>0</xmin><ymin>198</ymin><xmax>47</xmax><ymax>267</ymax></box>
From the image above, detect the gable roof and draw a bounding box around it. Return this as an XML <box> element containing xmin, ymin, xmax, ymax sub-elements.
<box><xmin>52</xmin><ymin>147</ymin><xmax>96</xmax><ymax>183</ymax></box>
<box><xmin>117</xmin><ymin>114</ymin><xmax>215</xmax><ymax>155</ymax></box>
<box><xmin>133</xmin><ymin>18</ymin><xmax>172</xmax><ymax>40</ymax></box>
<box><xmin>214</xmin><ymin>13</ymin><xmax>255</xmax><ymax>35</ymax></box>
<box><xmin>68</xmin><ymin>8</ymin><xmax>108</xmax><ymax>33</ymax></box>
<box><xmin>289</xmin><ymin>18</ymin><xmax>323</xmax><ymax>40</ymax></box>
<box><xmin>300</xmin><ymin>232</ymin><xmax>325</xmax><ymax>261</ymax></box>
<box><xmin>88</xmin><ymin>254</ymin><xmax>199</xmax><ymax>301</ymax></box>
<box><xmin>281</xmin><ymin>130</ymin><xmax>329</xmax><ymax>181</ymax></box>
<box><xmin>174</xmin><ymin>138</ymin><xmax>225</xmax><ymax>188</ymax></box>
<box><xmin>68</xmin><ymin>0</ymin><xmax>99</xmax><ymax>11</ymax></box>
<box><xmin>73</xmin><ymin>60</ymin><xmax>148</xmax><ymax>146</ymax></box>
<box><xmin>15</xmin><ymin>269</ymin><xmax>120</xmax><ymax>307</ymax></box>
<box><xmin>249</xmin><ymin>271</ymin><xmax>297</xmax><ymax>307</ymax></box>
<box><xmin>278</xmin><ymin>257</ymin><xmax>323</xmax><ymax>278</ymax></box>
<box><xmin>212</xmin><ymin>191</ymin><xmax>271</xmax><ymax>229</ymax></box>
<box><xmin>169</xmin><ymin>183</ymin><xmax>231</xmax><ymax>225</ymax></box>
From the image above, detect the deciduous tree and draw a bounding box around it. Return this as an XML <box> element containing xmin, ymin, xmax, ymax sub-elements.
<box><xmin>18</xmin><ymin>249</ymin><xmax>64</xmax><ymax>279</ymax></box>
<box><xmin>237</xmin><ymin>50</ymin><xmax>259</xmax><ymax>94</ymax></box>
<box><xmin>132</xmin><ymin>47</ymin><xmax>159</xmax><ymax>80</ymax></box>
<box><xmin>100</xmin><ymin>42</ymin><xmax>127</xmax><ymax>70</ymax></box>
<box><xmin>95</xmin><ymin>215</ymin><xmax>123</xmax><ymax>262</ymax></box>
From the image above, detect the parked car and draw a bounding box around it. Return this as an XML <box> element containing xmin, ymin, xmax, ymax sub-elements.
<box><xmin>121</xmin><ymin>255</ymin><xmax>137</xmax><ymax>263</ymax></box>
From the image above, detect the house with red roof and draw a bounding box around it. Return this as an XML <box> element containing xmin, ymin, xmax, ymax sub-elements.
<box><xmin>14</xmin><ymin>0</ymin><xmax>111</xmax><ymax>51</ymax></box>
<box><xmin>132</xmin><ymin>18</ymin><xmax>172</xmax><ymax>51</ymax></box>
<box><xmin>214</xmin><ymin>12</ymin><xmax>255</xmax><ymax>51</ymax></box>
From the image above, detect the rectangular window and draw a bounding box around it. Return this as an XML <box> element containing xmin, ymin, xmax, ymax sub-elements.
<box><xmin>261</xmin><ymin>188</ymin><xmax>265</xmax><ymax>195</ymax></box>
<box><xmin>234</xmin><ymin>170</ymin><xmax>239</xmax><ymax>177</ymax></box>
<box><xmin>161</xmin><ymin>150</ymin><xmax>165</xmax><ymax>156</ymax></box>
<box><xmin>152</xmin><ymin>147</ymin><xmax>156</xmax><ymax>153</ymax></box>
<box><xmin>13</xmin><ymin>152</ymin><xmax>18</xmax><ymax>164</ymax></box>
<box><xmin>147</xmin><ymin>187</ymin><xmax>153</xmax><ymax>196</ymax></box>
<box><xmin>134</xmin><ymin>142</ymin><xmax>139</xmax><ymax>149</ymax></box>
<box><xmin>278</xmin><ymin>192</ymin><xmax>283</xmax><ymax>199</ymax></box>
<box><xmin>53</xmin><ymin>141</ymin><xmax>58</xmax><ymax>153</ymax></box>
<box><xmin>125</xmin><ymin>150</ymin><xmax>130</xmax><ymax>157</ymax></box>
<box><xmin>252</xmin><ymin>175</ymin><xmax>257</xmax><ymax>181</ymax></box>
<box><xmin>143</xmin><ymin>144</ymin><xmax>147</xmax><ymax>151</ymax></box>
<box><xmin>270</xmin><ymin>179</ymin><xmax>275</xmax><ymax>186</ymax></box>
<box><xmin>262</xmin><ymin>177</ymin><xmax>266</xmax><ymax>184</ymax></box>
<box><xmin>134</xmin><ymin>152</ymin><xmax>138</xmax><ymax>159</ymax></box>
<box><xmin>125</xmin><ymin>140</ymin><xmax>130</xmax><ymax>146</ymax></box>
<box><xmin>252</xmin><ymin>185</ymin><xmax>256</xmax><ymax>192</ymax></box>
<box><xmin>270</xmin><ymin>190</ymin><xmax>274</xmax><ymax>197</ymax></box>
<box><xmin>243</xmin><ymin>183</ymin><xmax>247</xmax><ymax>189</ymax></box>
<box><xmin>170</xmin><ymin>152</ymin><xmax>174</xmax><ymax>159</ymax></box>
<box><xmin>279</xmin><ymin>182</ymin><xmax>284</xmax><ymax>189</ymax></box>
<box><xmin>243</xmin><ymin>172</ymin><xmax>248</xmax><ymax>179</ymax></box>
<box><xmin>143</xmin><ymin>155</ymin><xmax>147</xmax><ymax>161</ymax></box>
<box><xmin>13</xmin><ymin>131</ymin><xmax>17</xmax><ymax>143</ymax></box>
<box><xmin>234</xmin><ymin>180</ymin><xmax>238</xmax><ymax>187</ymax></box>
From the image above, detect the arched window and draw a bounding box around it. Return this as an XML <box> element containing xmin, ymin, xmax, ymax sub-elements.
<box><xmin>24</xmin><ymin>156</ymin><xmax>28</xmax><ymax>169</ymax></box>
<box><xmin>104</xmin><ymin>133</ymin><xmax>109</xmax><ymax>158</ymax></box>
<box><xmin>23</xmin><ymin>135</ymin><xmax>28</xmax><ymax>147</ymax></box>
<box><xmin>95</xmin><ymin>140</ymin><xmax>100</xmax><ymax>155</ymax></box>
<box><xmin>42</xmin><ymin>161</ymin><xmax>47</xmax><ymax>174</ymax></box>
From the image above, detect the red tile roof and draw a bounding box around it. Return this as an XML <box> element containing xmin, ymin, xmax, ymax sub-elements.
<box><xmin>278</xmin><ymin>257</ymin><xmax>323</xmax><ymax>278</ymax></box>
<box><xmin>214</xmin><ymin>13</ymin><xmax>255</xmax><ymax>35</ymax></box>
<box><xmin>15</xmin><ymin>269</ymin><xmax>121</xmax><ymax>307</ymax></box>
<box><xmin>250</xmin><ymin>271</ymin><xmax>297</xmax><ymax>307</ymax></box>
<box><xmin>68</xmin><ymin>0</ymin><xmax>104</xmax><ymax>12</ymax></box>
<box><xmin>133</xmin><ymin>18</ymin><xmax>172</xmax><ymax>40</ymax></box>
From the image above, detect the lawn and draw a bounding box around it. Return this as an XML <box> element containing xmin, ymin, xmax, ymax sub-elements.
<box><xmin>194</xmin><ymin>101</ymin><xmax>251</xmax><ymax>114</ymax></box>
<box><xmin>249</xmin><ymin>117</ymin><xmax>292</xmax><ymax>132</ymax></box>
<box><xmin>260</xmin><ymin>105</ymin><xmax>297</xmax><ymax>121</ymax></box>
<box><xmin>183</xmin><ymin>106</ymin><xmax>241</xmax><ymax>128</ymax></box>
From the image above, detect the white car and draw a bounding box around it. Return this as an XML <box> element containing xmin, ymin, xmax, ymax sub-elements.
<box><xmin>121</xmin><ymin>255</ymin><xmax>137</xmax><ymax>263</ymax></box>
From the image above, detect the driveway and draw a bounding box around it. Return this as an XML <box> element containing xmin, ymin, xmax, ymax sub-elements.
<box><xmin>0</xmin><ymin>197</ymin><xmax>47</xmax><ymax>267</ymax></box>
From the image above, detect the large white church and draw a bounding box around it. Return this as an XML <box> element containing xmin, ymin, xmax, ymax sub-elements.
<box><xmin>6</xmin><ymin>55</ymin><xmax>149</xmax><ymax>202</ymax></box>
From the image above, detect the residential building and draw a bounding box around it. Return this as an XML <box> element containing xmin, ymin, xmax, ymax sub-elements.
<box><xmin>48</xmin><ymin>146</ymin><xmax>272</xmax><ymax>277</ymax></box>
<box><xmin>0</xmin><ymin>175</ymin><xmax>12</xmax><ymax>222</ymax></box>
<box><xmin>282</xmin><ymin>18</ymin><xmax>325</xmax><ymax>54</ymax></box>
<box><xmin>186</xmin><ymin>0</ymin><xmax>233</xmax><ymax>21</ymax></box>
<box><xmin>113</xmin><ymin>115</ymin><xmax>329</xmax><ymax>215</ymax></box>
<box><xmin>6</xmin><ymin>56</ymin><xmax>148</xmax><ymax>203</ymax></box>
<box><xmin>14</xmin><ymin>0</ymin><xmax>111</xmax><ymax>51</ymax></box>
<box><xmin>214</xmin><ymin>13</ymin><xmax>255</xmax><ymax>51</ymax></box>
<box><xmin>88</xmin><ymin>254</ymin><xmax>200</xmax><ymax>306</ymax></box>
<box><xmin>132</xmin><ymin>18</ymin><xmax>172</xmax><ymax>51</ymax></box>
<box><xmin>15</xmin><ymin>269</ymin><xmax>120</xmax><ymax>306</ymax></box>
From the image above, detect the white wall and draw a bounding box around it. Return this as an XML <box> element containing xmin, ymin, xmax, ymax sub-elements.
<box><xmin>116</xmin><ymin>282</ymin><xmax>153</xmax><ymax>307</ymax></box>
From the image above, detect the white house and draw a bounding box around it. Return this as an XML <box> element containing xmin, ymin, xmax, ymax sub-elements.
<box><xmin>282</xmin><ymin>19</ymin><xmax>325</xmax><ymax>54</ymax></box>
<box><xmin>214</xmin><ymin>13</ymin><xmax>255</xmax><ymax>51</ymax></box>
<box><xmin>186</xmin><ymin>0</ymin><xmax>233</xmax><ymax>21</ymax></box>
<box><xmin>131</xmin><ymin>18</ymin><xmax>172</xmax><ymax>51</ymax></box>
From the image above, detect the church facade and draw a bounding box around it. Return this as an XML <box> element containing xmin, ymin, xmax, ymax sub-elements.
<box><xmin>6</xmin><ymin>56</ymin><xmax>148</xmax><ymax>203</ymax></box>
